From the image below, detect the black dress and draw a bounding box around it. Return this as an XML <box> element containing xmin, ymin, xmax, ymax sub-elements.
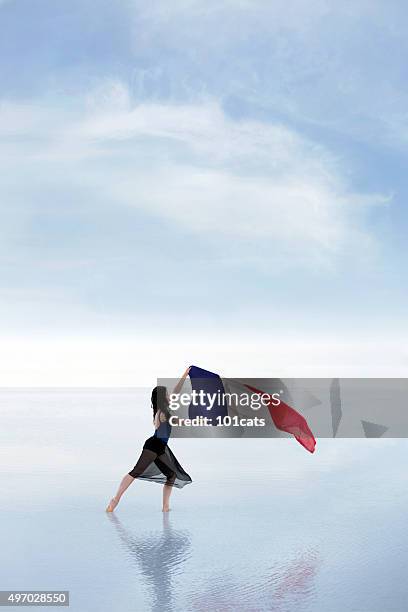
<box><xmin>128</xmin><ymin>411</ymin><xmax>192</xmax><ymax>489</ymax></box>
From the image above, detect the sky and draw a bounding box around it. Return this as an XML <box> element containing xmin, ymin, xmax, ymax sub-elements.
<box><xmin>0</xmin><ymin>0</ymin><xmax>407</xmax><ymax>384</ymax></box>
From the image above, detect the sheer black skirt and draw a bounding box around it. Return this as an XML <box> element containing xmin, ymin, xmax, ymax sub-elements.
<box><xmin>128</xmin><ymin>436</ymin><xmax>192</xmax><ymax>489</ymax></box>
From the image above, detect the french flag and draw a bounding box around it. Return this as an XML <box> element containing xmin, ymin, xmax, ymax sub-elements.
<box><xmin>188</xmin><ymin>365</ymin><xmax>316</xmax><ymax>454</ymax></box>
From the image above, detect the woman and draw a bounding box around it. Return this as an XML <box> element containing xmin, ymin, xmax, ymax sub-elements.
<box><xmin>106</xmin><ymin>367</ymin><xmax>192</xmax><ymax>513</ymax></box>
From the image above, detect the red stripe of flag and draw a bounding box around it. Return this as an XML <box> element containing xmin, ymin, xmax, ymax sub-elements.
<box><xmin>244</xmin><ymin>384</ymin><xmax>316</xmax><ymax>453</ymax></box>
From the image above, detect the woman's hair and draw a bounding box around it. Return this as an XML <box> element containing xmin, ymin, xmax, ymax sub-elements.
<box><xmin>151</xmin><ymin>385</ymin><xmax>170</xmax><ymax>420</ymax></box>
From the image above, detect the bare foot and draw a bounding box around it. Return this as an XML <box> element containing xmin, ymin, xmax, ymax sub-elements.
<box><xmin>106</xmin><ymin>498</ymin><xmax>119</xmax><ymax>512</ymax></box>
<box><xmin>162</xmin><ymin>506</ymin><xmax>171</xmax><ymax>512</ymax></box>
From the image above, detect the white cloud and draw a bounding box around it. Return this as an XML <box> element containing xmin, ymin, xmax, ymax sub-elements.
<box><xmin>129</xmin><ymin>1</ymin><xmax>408</xmax><ymax>149</ymax></box>
<box><xmin>0</xmin><ymin>91</ymin><xmax>388</xmax><ymax>269</ymax></box>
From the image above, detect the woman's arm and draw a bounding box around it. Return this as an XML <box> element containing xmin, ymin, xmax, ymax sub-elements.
<box><xmin>154</xmin><ymin>407</ymin><xmax>171</xmax><ymax>428</ymax></box>
<box><xmin>172</xmin><ymin>366</ymin><xmax>191</xmax><ymax>395</ymax></box>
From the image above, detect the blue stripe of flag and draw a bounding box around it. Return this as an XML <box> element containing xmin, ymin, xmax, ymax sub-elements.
<box><xmin>188</xmin><ymin>365</ymin><xmax>228</xmax><ymax>422</ymax></box>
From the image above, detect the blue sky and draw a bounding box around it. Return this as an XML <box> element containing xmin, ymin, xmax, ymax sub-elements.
<box><xmin>0</xmin><ymin>0</ymin><xmax>407</xmax><ymax>383</ymax></box>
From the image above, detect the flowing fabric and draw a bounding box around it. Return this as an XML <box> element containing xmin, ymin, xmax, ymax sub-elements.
<box><xmin>188</xmin><ymin>366</ymin><xmax>316</xmax><ymax>453</ymax></box>
<box><xmin>128</xmin><ymin>441</ymin><xmax>192</xmax><ymax>489</ymax></box>
<box><xmin>245</xmin><ymin>383</ymin><xmax>316</xmax><ymax>453</ymax></box>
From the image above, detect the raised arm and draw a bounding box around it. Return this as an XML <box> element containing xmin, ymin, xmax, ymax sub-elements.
<box><xmin>172</xmin><ymin>366</ymin><xmax>191</xmax><ymax>395</ymax></box>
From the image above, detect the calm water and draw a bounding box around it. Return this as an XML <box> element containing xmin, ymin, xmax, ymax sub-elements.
<box><xmin>0</xmin><ymin>389</ymin><xmax>407</xmax><ymax>611</ymax></box>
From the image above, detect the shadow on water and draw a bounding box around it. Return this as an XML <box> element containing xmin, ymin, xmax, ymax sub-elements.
<box><xmin>107</xmin><ymin>513</ymin><xmax>191</xmax><ymax>612</ymax></box>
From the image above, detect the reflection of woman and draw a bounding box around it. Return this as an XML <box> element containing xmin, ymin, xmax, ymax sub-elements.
<box><xmin>108</xmin><ymin>513</ymin><xmax>191</xmax><ymax>612</ymax></box>
<box><xmin>106</xmin><ymin>368</ymin><xmax>192</xmax><ymax>513</ymax></box>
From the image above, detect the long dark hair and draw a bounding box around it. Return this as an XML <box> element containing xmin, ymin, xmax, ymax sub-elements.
<box><xmin>151</xmin><ymin>385</ymin><xmax>170</xmax><ymax>420</ymax></box>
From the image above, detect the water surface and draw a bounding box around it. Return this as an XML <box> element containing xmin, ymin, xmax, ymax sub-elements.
<box><xmin>0</xmin><ymin>389</ymin><xmax>407</xmax><ymax>611</ymax></box>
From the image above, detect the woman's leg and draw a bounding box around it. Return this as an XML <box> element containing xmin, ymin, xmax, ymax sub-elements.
<box><xmin>162</xmin><ymin>482</ymin><xmax>174</xmax><ymax>512</ymax></box>
<box><xmin>106</xmin><ymin>474</ymin><xmax>135</xmax><ymax>512</ymax></box>
<box><xmin>155</xmin><ymin>454</ymin><xmax>176</xmax><ymax>512</ymax></box>
<box><xmin>106</xmin><ymin>449</ymin><xmax>157</xmax><ymax>512</ymax></box>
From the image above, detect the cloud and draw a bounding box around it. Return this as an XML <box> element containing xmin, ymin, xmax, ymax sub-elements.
<box><xmin>127</xmin><ymin>1</ymin><xmax>408</xmax><ymax>149</ymax></box>
<box><xmin>0</xmin><ymin>88</ymin><xmax>388</xmax><ymax>272</ymax></box>
<box><xmin>2</xmin><ymin>1</ymin><xmax>408</xmax><ymax>149</ymax></box>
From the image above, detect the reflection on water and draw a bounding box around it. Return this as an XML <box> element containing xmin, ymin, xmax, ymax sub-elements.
<box><xmin>108</xmin><ymin>513</ymin><xmax>319</xmax><ymax>612</ymax></box>
<box><xmin>268</xmin><ymin>551</ymin><xmax>319</xmax><ymax>612</ymax></box>
<box><xmin>108</xmin><ymin>513</ymin><xmax>191</xmax><ymax>612</ymax></box>
<box><xmin>187</xmin><ymin>549</ymin><xmax>319</xmax><ymax>612</ymax></box>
